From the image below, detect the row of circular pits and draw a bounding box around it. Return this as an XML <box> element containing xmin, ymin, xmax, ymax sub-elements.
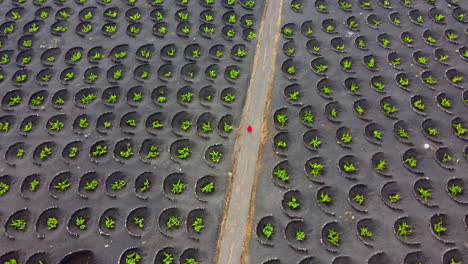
<box><xmin>1</xmin><ymin>205</ymin><xmax>213</xmax><ymax>239</ymax></box>
<box><xmin>281</xmin><ymin>8</ymin><xmax>467</xmax><ymax>40</ymax></box>
<box><xmin>258</xmin><ymin>248</ymin><xmax>465</xmax><ymax>264</ymax></box>
<box><xmin>281</xmin><ymin>81</ymin><xmax>468</xmax><ymax>111</ymax></box>
<box><xmin>283</xmin><ymin>36</ymin><xmax>468</xmax><ymax>65</ymax></box>
<box><xmin>273</xmin><ymin>105</ymin><xmax>468</xmax><ymax>141</ymax></box>
<box><xmin>0</xmin><ymin>171</ymin><xmax>220</xmax><ymax>202</ymax></box>
<box><xmin>0</xmin><ymin>62</ymin><xmax>244</xmax><ymax>85</ymax></box>
<box><xmin>2</xmin><ymin>138</ymin><xmax>226</xmax><ymax>165</ymax></box>
<box><xmin>1</xmin><ymin>246</ymin><xmax>208</xmax><ymax>264</ymax></box>
<box><xmin>1</xmin><ymin>110</ymin><xmax>235</xmax><ymax>137</ymax></box>
<box><xmin>271</xmin><ymin>176</ymin><xmax>467</xmax><ymax>217</ymax></box>
<box><xmin>293</xmin><ymin>0</ymin><xmax>465</xmax><ymax>14</ymax></box>
<box><xmin>0</xmin><ymin>18</ymin><xmax>257</xmax><ymax>39</ymax></box>
<box><xmin>7</xmin><ymin>0</ymin><xmax>258</xmax><ymax>7</ymax></box>
<box><xmin>273</xmin><ymin>127</ymin><xmax>467</xmax><ymax>169</ymax></box>
<box><xmin>0</xmin><ymin>43</ymin><xmax>250</xmax><ymax>67</ymax></box>
<box><xmin>284</xmin><ymin>33</ymin><xmax>468</xmax><ymax>68</ymax></box>
<box><xmin>3</xmin><ymin>5</ymin><xmax>257</xmax><ymax>27</ymax></box>
<box><xmin>256</xmin><ymin>215</ymin><xmax>468</xmax><ymax>253</ymax></box>
<box><xmin>1</xmin><ymin>86</ymin><xmax>240</xmax><ymax>110</ymax></box>
<box><xmin>284</xmin><ymin>57</ymin><xmax>466</xmax><ymax>87</ymax></box>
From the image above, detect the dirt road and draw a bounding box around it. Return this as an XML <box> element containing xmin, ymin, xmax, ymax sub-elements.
<box><xmin>215</xmin><ymin>0</ymin><xmax>284</xmax><ymax>263</ymax></box>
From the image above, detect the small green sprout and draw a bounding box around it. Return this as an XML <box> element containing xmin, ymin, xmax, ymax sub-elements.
<box><xmin>0</xmin><ymin>182</ymin><xmax>10</xmax><ymax>196</ymax></box>
<box><xmin>39</xmin><ymin>146</ymin><xmax>52</xmax><ymax>159</ymax></box>
<box><xmin>119</xmin><ymin>146</ymin><xmax>134</xmax><ymax>159</ymax></box>
<box><xmin>343</xmin><ymin>162</ymin><xmax>356</xmax><ymax>173</ymax></box>
<box><xmin>309</xmin><ymin>137</ymin><xmax>321</xmax><ymax>149</ymax></box>
<box><xmin>92</xmin><ymin>145</ymin><xmax>108</xmax><ymax>156</ymax></box>
<box><xmin>172</xmin><ymin>179</ymin><xmax>186</xmax><ymax>194</ymax></box>
<box><xmin>397</xmin><ymin>128</ymin><xmax>409</xmax><ymax>139</ymax></box>
<box><xmin>146</xmin><ymin>146</ymin><xmax>160</xmax><ymax>159</ymax></box>
<box><xmin>353</xmin><ymin>194</ymin><xmax>364</xmax><ymax>205</ymax></box>
<box><xmin>262</xmin><ymin>224</ymin><xmax>274</xmax><ymax>238</ymax></box>
<box><xmin>166</xmin><ymin>216</ymin><xmax>180</xmax><ymax>229</ymax></box>
<box><xmin>30</xmin><ymin>180</ymin><xmax>40</xmax><ymax>191</ymax></box>
<box><xmin>16</xmin><ymin>148</ymin><xmax>25</xmax><ymax>158</ymax></box>
<box><xmin>397</xmin><ymin>222</ymin><xmax>413</xmax><ymax>239</ymax></box>
<box><xmin>133</xmin><ymin>218</ymin><xmax>144</xmax><ymax>228</ymax></box>
<box><xmin>381</xmin><ymin>103</ymin><xmax>398</xmax><ymax>115</ymax></box>
<box><xmin>68</xmin><ymin>147</ymin><xmax>78</xmax><ymax>158</ymax></box>
<box><xmin>178</xmin><ymin>147</ymin><xmax>190</xmax><ymax>159</ymax></box>
<box><xmin>84</xmin><ymin>180</ymin><xmax>99</xmax><ymax>190</ymax></box>
<box><xmin>296</xmin><ymin>231</ymin><xmax>306</xmax><ymax>241</ymax></box>
<box><xmin>360</xmin><ymin>227</ymin><xmax>373</xmax><ymax>237</ymax></box>
<box><xmin>47</xmin><ymin>217</ymin><xmax>58</xmax><ymax>230</ymax></box>
<box><xmin>448</xmin><ymin>184</ymin><xmax>463</xmax><ymax>196</ymax></box>
<box><xmin>79</xmin><ymin>118</ymin><xmax>89</xmax><ymax>129</ymax></box>
<box><xmin>453</xmin><ymin>123</ymin><xmax>467</xmax><ymax>135</ymax></box>
<box><xmin>287</xmin><ymin>197</ymin><xmax>300</xmax><ymax>209</ymax></box>
<box><xmin>341</xmin><ymin>132</ymin><xmax>352</xmax><ymax>143</ymax></box>
<box><xmin>432</xmin><ymin>217</ymin><xmax>446</xmax><ymax>236</ymax></box>
<box><xmin>201</xmin><ymin>182</ymin><xmax>214</xmax><ymax>193</ymax></box>
<box><xmin>319</xmin><ymin>193</ymin><xmax>332</xmax><ymax>203</ymax></box>
<box><xmin>427</xmin><ymin>128</ymin><xmax>438</xmax><ymax>136</ymax></box>
<box><xmin>192</xmin><ymin>218</ymin><xmax>205</xmax><ymax>233</ymax></box>
<box><xmin>111</xmin><ymin>180</ymin><xmax>126</xmax><ymax>190</ymax></box>
<box><xmin>405</xmin><ymin>157</ymin><xmax>417</xmax><ymax>168</ymax></box>
<box><xmin>105</xmin><ymin>217</ymin><xmax>115</xmax><ymax>229</ymax></box>
<box><xmin>210</xmin><ymin>151</ymin><xmax>222</xmax><ymax>163</ymax></box>
<box><xmin>274</xmin><ymin>168</ymin><xmax>288</xmax><ymax>182</ymax></box>
<box><xmin>375</xmin><ymin>160</ymin><xmax>387</xmax><ymax>171</ymax></box>
<box><xmin>417</xmin><ymin>188</ymin><xmax>431</xmax><ymax>201</ymax></box>
<box><xmin>440</xmin><ymin>98</ymin><xmax>452</xmax><ymax>108</ymax></box>
<box><xmin>49</xmin><ymin>120</ymin><xmax>64</xmax><ymax>131</ymax></box>
<box><xmin>327</xmin><ymin>229</ymin><xmax>340</xmax><ymax>246</ymax></box>
<box><xmin>11</xmin><ymin>219</ymin><xmax>27</xmax><ymax>230</ymax></box>
<box><xmin>126</xmin><ymin>253</ymin><xmax>141</xmax><ymax>264</ymax></box>
<box><xmin>276</xmin><ymin>114</ymin><xmax>288</xmax><ymax>127</ymax></box>
<box><xmin>301</xmin><ymin>111</ymin><xmax>314</xmax><ymax>124</ymax></box>
<box><xmin>413</xmin><ymin>100</ymin><xmax>425</xmax><ymax>110</ymax></box>
<box><xmin>54</xmin><ymin>178</ymin><xmax>70</xmax><ymax>191</ymax></box>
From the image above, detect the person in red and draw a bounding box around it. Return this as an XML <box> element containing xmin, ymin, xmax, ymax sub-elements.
<box><xmin>247</xmin><ymin>125</ymin><xmax>253</xmax><ymax>133</ymax></box>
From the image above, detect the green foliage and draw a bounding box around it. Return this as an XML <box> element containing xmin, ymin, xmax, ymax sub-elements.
<box><xmin>296</xmin><ymin>231</ymin><xmax>306</xmax><ymax>241</ymax></box>
<box><xmin>68</xmin><ymin>147</ymin><xmax>79</xmax><ymax>158</ymax></box>
<box><xmin>381</xmin><ymin>103</ymin><xmax>398</xmax><ymax>115</ymax></box>
<box><xmin>452</xmin><ymin>123</ymin><xmax>467</xmax><ymax>135</ymax></box>
<box><xmin>178</xmin><ymin>147</ymin><xmax>190</xmax><ymax>159</ymax></box>
<box><xmin>126</xmin><ymin>253</ymin><xmax>141</xmax><ymax>264</ymax></box>
<box><xmin>274</xmin><ymin>168</ymin><xmax>288</xmax><ymax>182</ymax></box>
<box><xmin>373</xmin><ymin>82</ymin><xmax>385</xmax><ymax>90</ymax></box>
<box><xmin>314</xmin><ymin>64</ymin><xmax>328</xmax><ymax>73</ymax></box>
<box><xmin>166</xmin><ymin>216</ymin><xmax>180</xmax><ymax>229</ymax></box>
<box><xmin>375</xmin><ymin>160</ymin><xmax>387</xmax><ymax>171</ymax></box>
<box><xmin>75</xmin><ymin>217</ymin><xmax>87</xmax><ymax>230</ymax></box>
<box><xmin>47</xmin><ymin>217</ymin><xmax>58</xmax><ymax>230</ymax></box>
<box><xmin>397</xmin><ymin>128</ymin><xmax>409</xmax><ymax>139</ymax></box>
<box><xmin>397</xmin><ymin>222</ymin><xmax>413</xmax><ymax>239</ymax></box>
<box><xmin>140</xmin><ymin>179</ymin><xmax>151</xmax><ymax>192</ymax></box>
<box><xmin>39</xmin><ymin>146</ymin><xmax>52</xmax><ymax>159</ymax></box>
<box><xmin>319</xmin><ymin>193</ymin><xmax>332</xmax><ymax>203</ymax></box>
<box><xmin>0</xmin><ymin>182</ymin><xmax>10</xmax><ymax>196</ymax></box>
<box><xmin>146</xmin><ymin>146</ymin><xmax>160</xmax><ymax>159</ymax></box>
<box><xmin>309</xmin><ymin>137</ymin><xmax>321</xmax><ymax>149</ymax></box>
<box><xmin>201</xmin><ymin>182</ymin><xmax>214</xmax><ymax>193</ymax></box>
<box><xmin>417</xmin><ymin>188</ymin><xmax>431</xmax><ymax>201</ymax></box>
<box><xmin>119</xmin><ymin>146</ymin><xmax>134</xmax><ymax>159</ymax></box>
<box><xmin>8</xmin><ymin>96</ymin><xmax>22</xmax><ymax>106</ymax></box>
<box><xmin>341</xmin><ymin>132</ymin><xmax>352</xmax><ymax>143</ymax></box>
<box><xmin>80</xmin><ymin>93</ymin><xmax>97</xmax><ymax>104</ymax></box>
<box><xmin>413</xmin><ymin>100</ymin><xmax>425</xmax><ymax>110</ymax></box>
<box><xmin>210</xmin><ymin>151</ymin><xmax>222</xmax><ymax>163</ymax></box>
<box><xmin>433</xmin><ymin>217</ymin><xmax>446</xmax><ymax>236</ymax></box>
<box><xmin>360</xmin><ymin>227</ymin><xmax>373</xmax><ymax>237</ymax></box>
<box><xmin>171</xmin><ymin>179</ymin><xmax>185</xmax><ymax>194</ymax></box>
<box><xmin>389</xmin><ymin>194</ymin><xmax>400</xmax><ymax>203</ymax></box>
<box><xmin>353</xmin><ymin>195</ymin><xmax>364</xmax><ymax>205</ymax></box>
<box><xmin>448</xmin><ymin>184</ymin><xmax>463</xmax><ymax>196</ymax></box>
<box><xmin>162</xmin><ymin>253</ymin><xmax>173</xmax><ymax>264</ymax></box>
<box><xmin>181</xmin><ymin>92</ymin><xmax>193</xmax><ymax>102</ymax></box>
<box><xmin>30</xmin><ymin>180</ymin><xmax>40</xmax><ymax>191</ymax></box>
<box><xmin>10</xmin><ymin>219</ymin><xmax>26</xmax><ymax>230</ymax></box>
<box><xmin>134</xmin><ymin>218</ymin><xmax>144</xmax><ymax>228</ymax></box>
<box><xmin>276</xmin><ymin>114</ymin><xmax>288</xmax><ymax>127</ymax></box>
<box><xmin>343</xmin><ymin>162</ymin><xmax>356</xmax><ymax>173</ymax></box>
<box><xmin>301</xmin><ymin>111</ymin><xmax>314</xmax><ymax>124</ymax></box>
<box><xmin>180</xmin><ymin>120</ymin><xmax>192</xmax><ymax>131</ymax></box>
<box><xmin>277</xmin><ymin>140</ymin><xmax>287</xmax><ymax>148</ymax></box>
<box><xmin>327</xmin><ymin>229</ymin><xmax>340</xmax><ymax>247</ymax></box>
<box><xmin>287</xmin><ymin>197</ymin><xmax>300</xmax><ymax>209</ymax></box>
<box><xmin>54</xmin><ymin>178</ymin><xmax>70</xmax><ymax>191</ymax></box>
<box><xmin>366</xmin><ymin>57</ymin><xmax>376</xmax><ymax>68</ymax></box>
<box><xmin>111</xmin><ymin>180</ymin><xmax>126</xmax><ymax>190</ymax></box>
<box><xmin>0</xmin><ymin>122</ymin><xmax>10</xmax><ymax>132</ymax></box>
<box><xmin>84</xmin><ymin>179</ymin><xmax>99</xmax><ymax>191</ymax></box>
<box><xmin>16</xmin><ymin>149</ymin><xmax>25</xmax><ymax>158</ymax></box>
<box><xmin>440</xmin><ymin>98</ymin><xmax>452</xmax><ymax>108</ymax></box>
<box><xmin>105</xmin><ymin>217</ymin><xmax>115</xmax><ymax>229</ymax></box>
<box><xmin>92</xmin><ymin>145</ymin><xmax>108</xmax><ymax>156</ymax></box>
<box><xmin>192</xmin><ymin>218</ymin><xmax>205</xmax><ymax>232</ymax></box>
<box><xmin>262</xmin><ymin>224</ymin><xmax>274</xmax><ymax>238</ymax></box>
<box><xmin>308</xmin><ymin>162</ymin><xmax>324</xmax><ymax>177</ymax></box>
<box><xmin>405</xmin><ymin>157</ymin><xmax>417</xmax><ymax>168</ymax></box>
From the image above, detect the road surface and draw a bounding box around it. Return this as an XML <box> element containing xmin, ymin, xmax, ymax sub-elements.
<box><xmin>215</xmin><ymin>0</ymin><xmax>284</xmax><ymax>263</ymax></box>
